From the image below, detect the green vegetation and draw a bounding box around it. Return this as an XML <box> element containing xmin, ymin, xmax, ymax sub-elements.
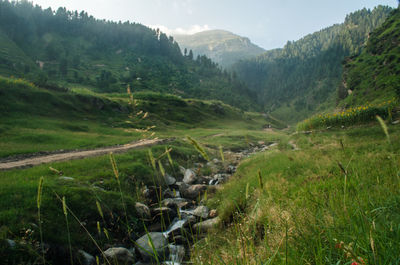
<box><xmin>0</xmin><ymin>0</ymin><xmax>257</xmax><ymax>110</ymax></box>
<box><xmin>339</xmin><ymin>8</ymin><xmax>400</xmax><ymax>106</ymax></box>
<box><xmin>0</xmin><ymin>76</ymin><xmax>274</xmax><ymax>158</ymax></box>
<box><xmin>297</xmin><ymin>98</ymin><xmax>397</xmax><ymax>131</ymax></box>
<box><xmin>233</xmin><ymin>6</ymin><xmax>393</xmax><ymax>123</ymax></box>
<box><xmin>174</xmin><ymin>30</ymin><xmax>265</xmax><ymax>69</ymax></box>
<box><xmin>1</xmin><ymin>2</ymin><xmax>400</xmax><ymax>264</ymax></box>
<box><xmin>193</xmin><ymin>124</ymin><xmax>400</xmax><ymax>264</ymax></box>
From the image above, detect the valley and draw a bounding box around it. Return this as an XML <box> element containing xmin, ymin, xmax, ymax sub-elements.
<box><xmin>0</xmin><ymin>1</ymin><xmax>399</xmax><ymax>264</ymax></box>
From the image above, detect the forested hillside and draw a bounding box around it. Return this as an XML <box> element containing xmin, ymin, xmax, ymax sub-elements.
<box><xmin>0</xmin><ymin>0</ymin><xmax>257</xmax><ymax>110</ymax></box>
<box><xmin>339</xmin><ymin>7</ymin><xmax>400</xmax><ymax>107</ymax></box>
<box><xmin>174</xmin><ymin>30</ymin><xmax>265</xmax><ymax>68</ymax></box>
<box><xmin>233</xmin><ymin>6</ymin><xmax>393</xmax><ymax>122</ymax></box>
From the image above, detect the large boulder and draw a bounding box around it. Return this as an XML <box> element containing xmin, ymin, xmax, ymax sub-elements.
<box><xmin>183</xmin><ymin>169</ymin><xmax>197</xmax><ymax>184</ymax></box>
<box><xmin>135</xmin><ymin>202</ymin><xmax>151</xmax><ymax>220</ymax></box>
<box><xmin>104</xmin><ymin>247</ymin><xmax>135</xmax><ymax>265</ymax></box>
<box><xmin>135</xmin><ymin>232</ymin><xmax>169</xmax><ymax>262</ymax></box>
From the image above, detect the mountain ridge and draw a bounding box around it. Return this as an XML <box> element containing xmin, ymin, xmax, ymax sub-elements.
<box><xmin>232</xmin><ymin>5</ymin><xmax>393</xmax><ymax>123</ymax></box>
<box><xmin>174</xmin><ymin>29</ymin><xmax>265</xmax><ymax>68</ymax></box>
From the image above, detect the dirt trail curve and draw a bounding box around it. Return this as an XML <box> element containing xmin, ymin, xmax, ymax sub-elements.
<box><xmin>0</xmin><ymin>139</ymin><xmax>165</xmax><ymax>171</ymax></box>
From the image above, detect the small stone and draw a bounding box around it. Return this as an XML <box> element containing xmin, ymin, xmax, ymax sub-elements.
<box><xmin>135</xmin><ymin>202</ymin><xmax>151</xmax><ymax>220</ymax></box>
<box><xmin>165</xmin><ymin>174</ymin><xmax>176</xmax><ymax>186</ymax></box>
<box><xmin>5</xmin><ymin>239</ymin><xmax>16</xmax><ymax>248</ymax></box>
<box><xmin>183</xmin><ymin>169</ymin><xmax>197</xmax><ymax>184</ymax></box>
<box><xmin>58</xmin><ymin>176</ymin><xmax>74</xmax><ymax>181</ymax></box>
<box><xmin>179</xmin><ymin>166</ymin><xmax>186</xmax><ymax>175</ymax></box>
<box><xmin>78</xmin><ymin>250</ymin><xmax>95</xmax><ymax>265</ymax></box>
<box><xmin>209</xmin><ymin>209</ymin><xmax>218</xmax><ymax>218</ymax></box>
<box><xmin>104</xmin><ymin>247</ymin><xmax>135</xmax><ymax>264</ymax></box>
<box><xmin>136</xmin><ymin>232</ymin><xmax>169</xmax><ymax>262</ymax></box>
<box><xmin>167</xmin><ymin>245</ymin><xmax>185</xmax><ymax>263</ymax></box>
<box><xmin>193</xmin><ymin>217</ymin><xmax>220</xmax><ymax>232</ymax></box>
<box><xmin>180</xmin><ymin>184</ymin><xmax>207</xmax><ymax>200</ymax></box>
<box><xmin>193</xmin><ymin>206</ymin><xmax>209</xmax><ymax>219</ymax></box>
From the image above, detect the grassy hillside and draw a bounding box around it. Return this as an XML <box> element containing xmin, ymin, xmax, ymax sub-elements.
<box><xmin>0</xmin><ymin>76</ymin><xmax>277</xmax><ymax>158</ymax></box>
<box><xmin>339</xmin><ymin>7</ymin><xmax>400</xmax><ymax>107</ymax></box>
<box><xmin>232</xmin><ymin>6</ymin><xmax>393</xmax><ymax>123</ymax></box>
<box><xmin>0</xmin><ymin>76</ymin><xmax>283</xmax><ymax>264</ymax></box>
<box><xmin>193</xmin><ymin>123</ymin><xmax>400</xmax><ymax>264</ymax></box>
<box><xmin>0</xmin><ymin>0</ymin><xmax>257</xmax><ymax>110</ymax></box>
<box><xmin>174</xmin><ymin>30</ymin><xmax>265</xmax><ymax>68</ymax></box>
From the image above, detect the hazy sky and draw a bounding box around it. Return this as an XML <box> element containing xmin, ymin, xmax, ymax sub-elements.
<box><xmin>30</xmin><ymin>0</ymin><xmax>398</xmax><ymax>50</ymax></box>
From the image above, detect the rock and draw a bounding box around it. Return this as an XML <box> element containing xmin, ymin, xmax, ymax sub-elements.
<box><xmin>151</xmin><ymin>207</ymin><xmax>175</xmax><ymax>217</ymax></box>
<box><xmin>167</xmin><ymin>245</ymin><xmax>185</xmax><ymax>263</ymax></box>
<box><xmin>104</xmin><ymin>247</ymin><xmax>135</xmax><ymax>265</ymax></box>
<box><xmin>227</xmin><ymin>165</ymin><xmax>236</xmax><ymax>174</ymax></box>
<box><xmin>5</xmin><ymin>239</ymin><xmax>16</xmax><ymax>248</ymax></box>
<box><xmin>136</xmin><ymin>232</ymin><xmax>169</xmax><ymax>262</ymax></box>
<box><xmin>193</xmin><ymin>217</ymin><xmax>220</xmax><ymax>232</ymax></box>
<box><xmin>193</xmin><ymin>206</ymin><xmax>209</xmax><ymax>219</ymax></box>
<box><xmin>168</xmin><ymin>235</ymin><xmax>188</xmax><ymax>246</ymax></box>
<box><xmin>78</xmin><ymin>250</ymin><xmax>95</xmax><ymax>265</ymax></box>
<box><xmin>183</xmin><ymin>169</ymin><xmax>197</xmax><ymax>184</ymax></box>
<box><xmin>147</xmin><ymin>222</ymin><xmax>163</xmax><ymax>232</ymax></box>
<box><xmin>179</xmin><ymin>184</ymin><xmax>207</xmax><ymax>200</ymax></box>
<box><xmin>58</xmin><ymin>176</ymin><xmax>74</xmax><ymax>181</ymax></box>
<box><xmin>135</xmin><ymin>202</ymin><xmax>151</xmax><ymax>220</ymax></box>
<box><xmin>151</xmin><ymin>207</ymin><xmax>176</xmax><ymax>226</ymax></box>
<box><xmin>179</xmin><ymin>166</ymin><xmax>186</xmax><ymax>175</ymax></box>
<box><xmin>162</xmin><ymin>198</ymin><xmax>191</xmax><ymax>209</ymax></box>
<box><xmin>164</xmin><ymin>174</ymin><xmax>176</xmax><ymax>186</ymax></box>
<box><xmin>143</xmin><ymin>186</ymin><xmax>159</xmax><ymax>204</ymax></box>
<box><xmin>163</xmin><ymin>189</ymin><xmax>175</xmax><ymax>199</ymax></box>
<box><xmin>209</xmin><ymin>209</ymin><xmax>218</xmax><ymax>218</ymax></box>
<box><xmin>211</xmin><ymin>174</ymin><xmax>229</xmax><ymax>185</ymax></box>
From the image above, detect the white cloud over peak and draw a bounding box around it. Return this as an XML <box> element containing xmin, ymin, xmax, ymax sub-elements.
<box><xmin>148</xmin><ymin>24</ymin><xmax>211</xmax><ymax>36</ymax></box>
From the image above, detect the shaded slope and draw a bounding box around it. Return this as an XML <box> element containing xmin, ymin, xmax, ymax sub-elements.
<box><xmin>340</xmin><ymin>7</ymin><xmax>400</xmax><ymax>106</ymax></box>
<box><xmin>233</xmin><ymin>6</ymin><xmax>393</xmax><ymax>123</ymax></box>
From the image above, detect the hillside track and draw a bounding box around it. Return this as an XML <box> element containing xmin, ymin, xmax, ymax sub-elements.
<box><xmin>0</xmin><ymin>138</ymin><xmax>165</xmax><ymax>171</ymax></box>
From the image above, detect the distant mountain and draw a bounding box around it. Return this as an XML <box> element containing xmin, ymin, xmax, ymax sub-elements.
<box><xmin>174</xmin><ymin>30</ymin><xmax>265</xmax><ymax>68</ymax></box>
<box><xmin>232</xmin><ymin>6</ymin><xmax>393</xmax><ymax>123</ymax></box>
<box><xmin>0</xmin><ymin>1</ymin><xmax>258</xmax><ymax>111</ymax></box>
<box><xmin>339</xmin><ymin>7</ymin><xmax>400</xmax><ymax>107</ymax></box>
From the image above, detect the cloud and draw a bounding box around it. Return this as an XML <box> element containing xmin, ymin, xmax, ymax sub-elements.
<box><xmin>148</xmin><ymin>24</ymin><xmax>211</xmax><ymax>36</ymax></box>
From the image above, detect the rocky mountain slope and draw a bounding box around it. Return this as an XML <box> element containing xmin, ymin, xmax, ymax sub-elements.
<box><xmin>174</xmin><ymin>30</ymin><xmax>265</xmax><ymax>68</ymax></box>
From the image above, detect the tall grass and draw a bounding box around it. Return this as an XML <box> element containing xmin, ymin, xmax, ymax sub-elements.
<box><xmin>297</xmin><ymin>99</ymin><xmax>397</xmax><ymax>131</ymax></box>
<box><xmin>62</xmin><ymin>196</ymin><xmax>73</xmax><ymax>265</ymax></box>
<box><xmin>186</xmin><ymin>136</ymin><xmax>210</xmax><ymax>161</ymax></box>
<box><xmin>193</xmin><ymin>124</ymin><xmax>400</xmax><ymax>264</ymax></box>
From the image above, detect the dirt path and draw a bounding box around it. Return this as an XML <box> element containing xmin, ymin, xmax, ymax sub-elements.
<box><xmin>0</xmin><ymin>139</ymin><xmax>165</xmax><ymax>171</ymax></box>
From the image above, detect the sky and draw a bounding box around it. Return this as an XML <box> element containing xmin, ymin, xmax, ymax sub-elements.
<box><xmin>30</xmin><ymin>0</ymin><xmax>398</xmax><ymax>50</ymax></box>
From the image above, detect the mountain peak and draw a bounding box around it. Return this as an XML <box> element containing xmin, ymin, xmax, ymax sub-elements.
<box><xmin>173</xmin><ymin>30</ymin><xmax>265</xmax><ymax>68</ymax></box>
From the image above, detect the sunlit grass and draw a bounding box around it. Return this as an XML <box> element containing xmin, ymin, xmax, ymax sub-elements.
<box><xmin>297</xmin><ymin>98</ymin><xmax>397</xmax><ymax>131</ymax></box>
